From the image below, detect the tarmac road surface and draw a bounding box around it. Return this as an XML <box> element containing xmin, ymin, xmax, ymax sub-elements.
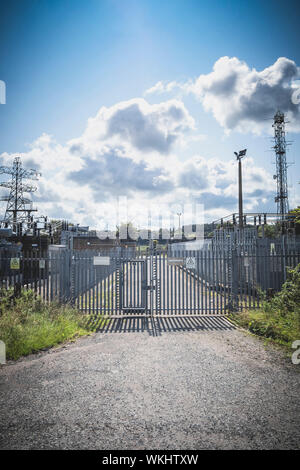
<box><xmin>0</xmin><ymin>316</ymin><xmax>299</xmax><ymax>450</ymax></box>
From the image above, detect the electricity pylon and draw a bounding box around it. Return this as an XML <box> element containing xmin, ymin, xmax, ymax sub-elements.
<box><xmin>0</xmin><ymin>157</ymin><xmax>40</xmax><ymax>233</ymax></box>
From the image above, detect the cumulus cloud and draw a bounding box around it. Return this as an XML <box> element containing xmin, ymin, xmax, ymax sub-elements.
<box><xmin>178</xmin><ymin>158</ymin><xmax>210</xmax><ymax>190</ymax></box>
<box><xmin>0</xmin><ymin>90</ymin><xmax>284</xmax><ymax>228</ymax></box>
<box><xmin>70</xmin><ymin>98</ymin><xmax>194</xmax><ymax>155</ymax></box>
<box><xmin>175</xmin><ymin>155</ymin><xmax>275</xmax><ymax>216</ymax></box>
<box><xmin>68</xmin><ymin>148</ymin><xmax>174</xmax><ymax>200</ymax></box>
<box><xmin>146</xmin><ymin>57</ymin><xmax>300</xmax><ymax>133</ymax></box>
<box><xmin>0</xmin><ymin>97</ymin><xmax>195</xmax><ymax>227</ymax></box>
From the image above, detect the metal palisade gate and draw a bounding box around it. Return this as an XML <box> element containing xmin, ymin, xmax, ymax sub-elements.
<box><xmin>69</xmin><ymin>247</ymin><xmax>233</xmax><ymax>315</ymax></box>
<box><xmin>1</xmin><ymin>242</ymin><xmax>299</xmax><ymax>316</ymax></box>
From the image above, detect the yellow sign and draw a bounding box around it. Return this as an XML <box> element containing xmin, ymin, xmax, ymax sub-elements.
<box><xmin>10</xmin><ymin>258</ymin><xmax>20</xmax><ymax>270</ymax></box>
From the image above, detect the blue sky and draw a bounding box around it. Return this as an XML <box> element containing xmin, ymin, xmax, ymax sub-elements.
<box><xmin>0</xmin><ymin>0</ymin><xmax>299</xmax><ymax>227</ymax></box>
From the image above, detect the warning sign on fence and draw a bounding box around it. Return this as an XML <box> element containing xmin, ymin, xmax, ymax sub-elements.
<box><xmin>10</xmin><ymin>258</ymin><xmax>20</xmax><ymax>270</ymax></box>
<box><xmin>93</xmin><ymin>256</ymin><xmax>110</xmax><ymax>266</ymax></box>
<box><xmin>185</xmin><ymin>257</ymin><xmax>196</xmax><ymax>269</ymax></box>
<box><xmin>39</xmin><ymin>259</ymin><xmax>46</xmax><ymax>269</ymax></box>
<box><xmin>167</xmin><ymin>257</ymin><xmax>184</xmax><ymax>265</ymax></box>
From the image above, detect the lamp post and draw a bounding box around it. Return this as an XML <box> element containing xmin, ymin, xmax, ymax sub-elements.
<box><xmin>177</xmin><ymin>212</ymin><xmax>182</xmax><ymax>231</ymax></box>
<box><xmin>234</xmin><ymin>149</ymin><xmax>247</xmax><ymax>229</ymax></box>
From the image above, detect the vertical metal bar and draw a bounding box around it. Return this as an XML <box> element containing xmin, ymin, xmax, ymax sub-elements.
<box><xmin>182</xmin><ymin>252</ymin><xmax>185</xmax><ymax>315</ymax></box>
<box><xmin>92</xmin><ymin>256</ymin><xmax>95</xmax><ymax>315</ymax></box>
<box><xmin>211</xmin><ymin>250</ymin><xmax>215</xmax><ymax>314</ymax></box>
<box><xmin>88</xmin><ymin>255</ymin><xmax>91</xmax><ymax>314</ymax></box>
<box><xmin>82</xmin><ymin>252</ymin><xmax>85</xmax><ymax>312</ymax></box>
<box><xmin>136</xmin><ymin>260</ymin><xmax>139</xmax><ymax>308</ymax></box>
<box><xmin>174</xmin><ymin>255</ymin><xmax>177</xmax><ymax>315</ymax></box>
<box><xmin>100</xmin><ymin>264</ymin><xmax>103</xmax><ymax>316</ymax></box>
<box><xmin>197</xmin><ymin>252</ymin><xmax>200</xmax><ymax>314</ymax></box>
<box><xmin>79</xmin><ymin>253</ymin><xmax>82</xmax><ymax>311</ymax></box>
<box><xmin>111</xmin><ymin>257</ymin><xmax>115</xmax><ymax>316</ymax></box>
<box><xmin>217</xmin><ymin>251</ymin><xmax>221</xmax><ymax>314</ymax></box>
<box><xmin>84</xmin><ymin>252</ymin><xmax>87</xmax><ymax>313</ymax></box>
<box><xmin>80</xmin><ymin>252</ymin><xmax>84</xmax><ymax>312</ymax></box>
<box><xmin>106</xmin><ymin>260</ymin><xmax>111</xmax><ymax>315</ymax></box>
<box><xmin>192</xmin><ymin>250</ymin><xmax>196</xmax><ymax>315</ymax></box>
<box><xmin>204</xmin><ymin>250</ymin><xmax>208</xmax><ymax>314</ymax></box>
<box><xmin>46</xmin><ymin>251</ymin><xmax>49</xmax><ymax>302</ymax></box>
<box><xmin>193</xmin><ymin>251</ymin><xmax>196</xmax><ymax>315</ymax></box>
<box><xmin>49</xmin><ymin>250</ymin><xmax>53</xmax><ymax>301</ymax></box>
<box><xmin>96</xmin><ymin>260</ymin><xmax>99</xmax><ymax>315</ymax></box>
<box><xmin>170</xmin><ymin>260</ymin><xmax>173</xmax><ymax>315</ymax></box>
<box><xmin>210</xmin><ymin>250</ymin><xmax>213</xmax><ymax>314</ymax></box>
<box><xmin>156</xmin><ymin>249</ymin><xmax>159</xmax><ymax>315</ymax></box>
<box><xmin>133</xmin><ymin>260</ymin><xmax>136</xmax><ymax>309</ymax></box>
<box><xmin>121</xmin><ymin>260</ymin><xmax>124</xmax><ymax>314</ymax></box>
<box><xmin>166</xmin><ymin>254</ymin><xmax>169</xmax><ymax>315</ymax></box>
<box><xmin>104</xmin><ymin>264</ymin><xmax>107</xmax><ymax>315</ymax></box>
<box><xmin>189</xmin><ymin>250</ymin><xmax>192</xmax><ymax>315</ymax></box>
<box><xmin>177</xmin><ymin>252</ymin><xmax>182</xmax><ymax>314</ymax></box>
<box><xmin>162</xmin><ymin>251</ymin><xmax>165</xmax><ymax>314</ymax></box>
<box><xmin>55</xmin><ymin>251</ymin><xmax>58</xmax><ymax>300</ymax></box>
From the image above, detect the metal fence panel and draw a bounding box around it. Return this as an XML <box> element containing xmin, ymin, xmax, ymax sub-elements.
<box><xmin>1</xmin><ymin>243</ymin><xmax>299</xmax><ymax>316</ymax></box>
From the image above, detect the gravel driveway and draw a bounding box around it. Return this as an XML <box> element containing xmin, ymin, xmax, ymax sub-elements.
<box><xmin>0</xmin><ymin>316</ymin><xmax>299</xmax><ymax>449</ymax></box>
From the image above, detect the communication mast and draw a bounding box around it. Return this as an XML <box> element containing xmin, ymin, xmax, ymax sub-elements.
<box><xmin>0</xmin><ymin>157</ymin><xmax>40</xmax><ymax>234</ymax></box>
<box><xmin>272</xmin><ymin>111</ymin><xmax>289</xmax><ymax>220</ymax></box>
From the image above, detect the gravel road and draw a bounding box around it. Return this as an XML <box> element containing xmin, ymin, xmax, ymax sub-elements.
<box><xmin>0</xmin><ymin>316</ymin><xmax>299</xmax><ymax>450</ymax></box>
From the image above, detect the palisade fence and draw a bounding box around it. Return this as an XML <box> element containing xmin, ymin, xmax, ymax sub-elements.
<box><xmin>0</xmin><ymin>240</ymin><xmax>299</xmax><ymax>315</ymax></box>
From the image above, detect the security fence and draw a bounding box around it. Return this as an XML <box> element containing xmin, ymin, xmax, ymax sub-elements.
<box><xmin>0</xmin><ymin>242</ymin><xmax>299</xmax><ymax>316</ymax></box>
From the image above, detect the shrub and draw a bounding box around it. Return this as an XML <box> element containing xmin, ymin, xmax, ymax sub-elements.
<box><xmin>0</xmin><ymin>288</ymin><xmax>102</xmax><ymax>360</ymax></box>
<box><xmin>231</xmin><ymin>263</ymin><xmax>300</xmax><ymax>348</ymax></box>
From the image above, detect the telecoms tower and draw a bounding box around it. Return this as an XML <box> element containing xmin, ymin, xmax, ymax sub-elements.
<box><xmin>0</xmin><ymin>157</ymin><xmax>40</xmax><ymax>233</ymax></box>
<box><xmin>272</xmin><ymin>111</ymin><xmax>289</xmax><ymax>219</ymax></box>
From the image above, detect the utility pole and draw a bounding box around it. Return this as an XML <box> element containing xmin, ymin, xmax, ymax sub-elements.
<box><xmin>234</xmin><ymin>149</ymin><xmax>247</xmax><ymax>229</ymax></box>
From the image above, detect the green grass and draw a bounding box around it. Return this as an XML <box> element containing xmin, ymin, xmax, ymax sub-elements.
<box><xmin>0</xmin><ymin>288</ymin><xmax>107</xmax><ymax>360</ymax></box>
<box><xmin>230</xmin><ymin>263</ymin><xmax>300</xmax><ymax>349</ymax></box>
<box><xmin>230</xmin><ymin>308</ymin><xmax>300</xmax><ymax>348</ymax></box>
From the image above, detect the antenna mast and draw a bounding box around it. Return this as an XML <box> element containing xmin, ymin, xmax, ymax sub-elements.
<box><xmin>273</xmin><ymin>111</ymin><xmax>289</xmax><ymax>220</ymax></box>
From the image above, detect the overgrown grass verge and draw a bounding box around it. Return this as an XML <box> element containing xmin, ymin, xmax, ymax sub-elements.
<box><xmin>0</xmin><ymin>288</ymin><xmax>108</xmax><ymax>360</ymax></box>
<box><xmin>229</xmin><ymin>308</ymin><xmax>300</xmax><ymax>348</ymax></box>
<box><xmin>230</xmin><ymin>263</ymin><xmax>300</xmax><ymax>349</ymax></box>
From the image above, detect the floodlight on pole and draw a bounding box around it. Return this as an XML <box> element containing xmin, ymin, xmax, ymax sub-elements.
<box><xmin>177</xmin><ymin>212</ymin><xmax>182</xmax><ymax>231</ymax></box>
<box><xmin>234</xmin><ymin>149</ymin><xmax>247</xmax><ymax>229</ymax></box>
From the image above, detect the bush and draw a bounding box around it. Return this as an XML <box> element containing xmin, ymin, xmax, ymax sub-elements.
<box><xmin>231</xmin><ymin>263</ymin><xmax>300</xmax><ymax>348</ymax></box>
<box><xmin>264</xmin><ymin>264</ymin><xmax>300</xmax><ymax>319</ymax></box>
<box><xmin>0</xmin><ymin>288</ymin><xmax>104</xmax><ymax>360</ymax></box>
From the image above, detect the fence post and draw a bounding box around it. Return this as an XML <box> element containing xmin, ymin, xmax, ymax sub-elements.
<box><xmin>282</xmin><ymin>234</ymin><xmax>287</xmax><ymax>284</ymax></box>
<box><xmin>68</xmin><ymin>250</ymin><xmax>75</xmax><ymax>305</ymax></box>
<box><xmin>229</xmin><ymin>248</ymin><xmax>239</xmax><ymax>312</ymax></box>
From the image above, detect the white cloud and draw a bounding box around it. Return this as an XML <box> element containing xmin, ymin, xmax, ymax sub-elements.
<box><xmin>175</xmin><ymin>155</ymin><xmax>274</xmax><ymax>216</ymax></box>
<box><xmin>146</xmin><ymin>57</ymin><xmax>300</xmax><ymax>134</ymax></box>
<box><xmin>0</xmin><ymin>93</ymin><xmax>280</xmax><ymax>228</ymax></box>
<box><xmin>68</xmin><ymin>148</ymin><xmax>174</xmax><ymax>200</ymax></box>
<box><xmin>69</xmin><ymin>97</ymin><xmax>194</xmax><ymax>157</ymax></box>
<box><xmin>144</xmin><ymin>80</ymin><xmax>181</xmax><ymax>95</ymax></box>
